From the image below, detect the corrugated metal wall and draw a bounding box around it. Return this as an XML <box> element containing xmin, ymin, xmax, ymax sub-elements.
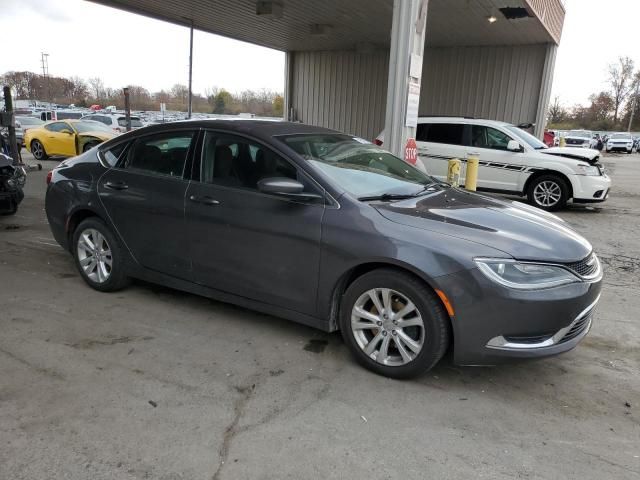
<box><xmin>419</xmin><ymin>44</ymin><xmax>547</xmax><ymax>125</ymax></box>
<box><xmin>289</xmin><ymin>50</ymin><xmax>389</xmax><ymax>140</ymax></box>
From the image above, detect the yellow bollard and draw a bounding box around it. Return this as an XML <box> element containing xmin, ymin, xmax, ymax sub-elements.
<box><xmin>465</xmin><ymin>155</ymin><xmax>479</xmax><ymax>191</ymax></box>
<box><xmin>559</xmin><ymin>136</ymin><xmax>566</xmax><ymax>148</ymax></box>
<box><xmin>447</xmin><ymin>158</ymin><xmax>461</xmax><ymax>187</ymax></box>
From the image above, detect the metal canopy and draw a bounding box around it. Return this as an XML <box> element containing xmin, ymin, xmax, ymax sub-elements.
<box><xmin>88</xmin><ymin>0</ymin><xmax>561</xmax><ymax>51</ymax></box>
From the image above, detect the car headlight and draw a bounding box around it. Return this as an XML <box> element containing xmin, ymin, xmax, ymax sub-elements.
<box><xmin>576</xmin><ymin>164</ymin><xmax>600</xmax><ymax>176</ymax></box>
<box><xmin>475</xmin><ymin>259</ymin><xmax>580</xmax><ymax>290</ymax></box>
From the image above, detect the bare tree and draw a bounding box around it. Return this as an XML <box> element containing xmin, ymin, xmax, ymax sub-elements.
<box><xmin>608</xmin><ymin>56</ymin><xmax>635</xmax><ymax>124</ymax></box>
<box><xmin>547</xmin><ymin>96</ymin><xmax>566</xmax><ymax>124</ymax></box>
<box><xmin>88</xmin><ymin>77</ymin><xmax>105</xmax><ymax>101</ymax></box>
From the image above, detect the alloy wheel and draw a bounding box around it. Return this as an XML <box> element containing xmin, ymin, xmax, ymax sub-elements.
<box><xmin>533</xmin><ymin>180</ymin><xmax>562</xmax><ymax>208</ymax></box>
<box><xmin>351</xmin><ymin>288</ymin><xmax>425</xmax><ymax>366</ymax></box>
<box><xmin>76</xmin><ymin>228</ymin><xmax>112</xmax><ymax>284</ymax></box>
<box><xmin>32</xmin><ymin>141</ymin><xmax>44</xmax><ymax>159</ymax></box>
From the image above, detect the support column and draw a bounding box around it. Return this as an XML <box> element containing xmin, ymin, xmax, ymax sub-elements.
<box><xmin>534</xmin><ymin>43</ymin><xmax>558</xmax><ymax>139</ymax></box>
<box><xmin>383</xmin><ymin>0</ymin><xmax>428</xmax><ymax>159</ymax></box>
<box><xmin>187</xmin><ymin>20</ymin><xmax>194</xmax><ymax>118</ymax></box>
<box><xmin>283</xmin><ymin>51</ymin><xmax>294</xmax><ymax>121</ymax></box>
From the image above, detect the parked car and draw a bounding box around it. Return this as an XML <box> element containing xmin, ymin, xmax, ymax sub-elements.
<box><xmin>25</xmin><ymin>119</ymin><xmax>116</xmax><ymax>160</ymax></box>
<box><xmin>376</xmin><ymin>117</ymin><xmax>611</xmax><ymax>211</ymax></box>
<box><xmin>0</xmin><ymin>152</ymin><xmax>26</xmax><ymax>215</ymax></box>
<box><xmin>45</xmin><ymin>120</ymin><xmax>603</xmax><ymax>378</ymax></box>
<box><xmin>38</xmin><ymin>110</ymin><xmax>86</xmax><ymax>122</ymax></box>
<box><xmin>606</xmin><ymin>132</ymin><xmax>634</xmax><ymax>154</ymax></box>
<box><xmin>15</xmin><ymin>116</ymin><xmax>45</xmax><ymax>146</ymax></box>
<box><xmin>564</xmin><ymin>130</ymin><xmax>597</xmax><ymax>149</ymax></box>
<box><xmin>80</xmin><ymin>113</ymin><xmax>144</xmax><ymax>133</ymax></box>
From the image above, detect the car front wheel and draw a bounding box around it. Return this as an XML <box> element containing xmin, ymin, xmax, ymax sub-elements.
<box><xmin>340</xmin><ymin>269</ymin><xmax>450</xmax><ymax>379</ymax></box>
<box><xmin>31</xmin><ymin>140</ymin><xmax>48</xmax><ymax>160</ymax></box>
<box><xmin>73</xmin><ymin>217</ymin><xmax>129</xmax><ymax>292</ymax></box>
<box><xmin>527</xmin><ymin>174</ymin><xmax>569</xmax><ymax>211</ymax></box>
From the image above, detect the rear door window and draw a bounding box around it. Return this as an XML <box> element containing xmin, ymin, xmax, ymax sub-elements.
<box><xmin>102</xmin><ymin>142</ymin><xmax>129</xmax><ymax>167</ymax></box>
<box><xmin>418</xmin><ymin>123</ymin><xmax>465</xmax><ymax>145</ymax></box>
<box><xmin>123</xmin><ymin>131</ymin><xmax>195</xmax><ymax>178</ymax></box>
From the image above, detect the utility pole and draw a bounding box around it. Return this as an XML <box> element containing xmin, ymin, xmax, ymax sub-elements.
<box><xmin>628</xmin><ymin>83</ymin><xmax>639</xmax><ymax>133</ymax></box>
<box><xmin>123</xmin><ymin>88</ymin><xmax>132</xmax><ymax>131</ymax></box>
<box><xmin>41</xmin><ymin>52</ymin><xmax>50</xmax><ymax>108</ymax></box>
<box><xmin>187</xmin><ymin>19</ymin><xmax>194</xmax><ymax>119</ymax></box>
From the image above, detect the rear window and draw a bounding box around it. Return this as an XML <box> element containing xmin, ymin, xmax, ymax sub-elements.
<box><xmin>417</xmin><ymin>123</ymin><xmax>465</xmax><ymax>145</ymax></box>
<box><xmin>117</xmin><ymin>117</ymin><xmax>143</xmax><ymax>128</ymax></box>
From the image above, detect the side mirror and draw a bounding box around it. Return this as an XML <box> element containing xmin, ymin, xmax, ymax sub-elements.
<box><xmin>257</xmin><ymin>177</ymin><xmax>322</xmax><ymax>201</ymax></box>
<box><xmin>507</xmin><ymin>140</ymin><xmax>523</xmax><ymax>152</ymax></box>
<box><xmin>60</xmin><ymin>129</ymin><xmax>74</xmax><ymax>135</ymax></box>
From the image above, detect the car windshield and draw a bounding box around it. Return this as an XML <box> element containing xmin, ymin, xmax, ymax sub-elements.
<box><xmin>72</xmin><ymin>121</ymin><xmax>112</xmax><ymax>133</ymax></box>
<box><xmin>611</xmin><ymin>133</ymin><xmax>631</xmax><ymax>139</ymax></box>
<box><xmin>279</xmin><ymin>134</ymin><xmax>436</xmax><ymax>199</ymax></box>
<box><xmin>505</xmin><ymin>125</ymin><xmax>547</xmax><ymax>150</ymax></box>
<box><xmin>569</xmin><ymin>131</ymin><xmax>590</xmax><ymax>139</ymax></box>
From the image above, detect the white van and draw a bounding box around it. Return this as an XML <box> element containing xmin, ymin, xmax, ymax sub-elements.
<box><xmin>376</xmin><ymin>117</ymin><xmax>611</xmax><ymax>211</ymax></box>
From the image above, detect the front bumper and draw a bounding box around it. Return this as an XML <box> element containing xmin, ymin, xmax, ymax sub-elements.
<box><xmin>434</xmin><ymin>267</ymin><xmax>602</xmax><ymax>366</ymax></box>
<box><xmin>570</xmin><ymin>173</ymin><xmax>611</xmax><ymax>203</ymax></box>
<box><xmin>607</xmin><ymin>145</ymin><xmax>632</xmax><ymax>152</ymax></box>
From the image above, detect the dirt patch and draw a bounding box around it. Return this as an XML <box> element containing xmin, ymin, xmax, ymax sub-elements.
<box><xmin>67</xmin><ymin>335</ymin><xmax>154</xmax><ymax>349</ymax></box>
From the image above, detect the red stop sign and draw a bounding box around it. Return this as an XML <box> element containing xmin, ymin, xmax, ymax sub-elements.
<box><xmin>404</xmin><ymin>138</ymin><xmax>417</xmax><ymax>165</ymax></box>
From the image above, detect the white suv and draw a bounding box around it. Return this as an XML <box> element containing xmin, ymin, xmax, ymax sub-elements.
<box><xmin>606</xmin><ymin>132</ymin><xmax>634</xmax><ymax>154</ymax></box>
<box><xmin>80</xmin><ymin>113</ymin><xmax>144</xmax><ymax>133</ymax></box>
<box><xmin>564</xmin><ymin>130</ymin><xmax>597</xmax><ymax>149</ymax></box>
<box><xmin>376</xmin><ymin>117</ymin><xmax>611</xmax><ymax>211</ymax></box>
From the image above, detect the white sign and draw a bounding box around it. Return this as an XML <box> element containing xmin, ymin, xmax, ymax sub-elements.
<box><xmin>160</xmin><ymin>102</ymin><xmax>166</xmax><ymax>112</ymax></box>
<box><xmin>405</xmin><ymin>80</ymin><xmax>420</xmax><ymax>128</ymax></box>
<box><xmin>409</xmin><ymin>53</ymin><xmax>423</xmax><ymax>80</ymax></box>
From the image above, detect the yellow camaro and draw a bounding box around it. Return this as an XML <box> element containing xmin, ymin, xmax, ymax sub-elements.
<box><xmin>25</xmin><ymin>119</ymin><xmax>117</xmax><ymax>160</ymax></box>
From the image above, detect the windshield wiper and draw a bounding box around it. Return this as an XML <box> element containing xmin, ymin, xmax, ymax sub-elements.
<box><xmin>358</xmin><ymin>193</ymin><xmax>417</xmax><ymax>202</ymax></box>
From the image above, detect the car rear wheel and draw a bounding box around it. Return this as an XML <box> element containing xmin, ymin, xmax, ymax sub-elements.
<box><xmin>339</xmin><ymin>269</ymin><xmax>449</xmax><ymax>379</ymax></box>
<box><xmin>73</xmin><ymin>217</ymin><xmax>129</xmax><ymax>292</ymax></box>
<box><xmin>31</xmin><ymin>140</ymin><xmax>48</xmax><ymax>160</ymax></box>
<box><xmin>527</xmin><ymin>174</ymin><xmax>569</xmax><ymax>211</ymax></box>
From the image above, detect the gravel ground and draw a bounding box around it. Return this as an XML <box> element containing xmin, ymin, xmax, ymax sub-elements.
<box><xmin>1</xmin><ymin>152</ymin><xmax>639</xmax><ymax>480</ymax></box>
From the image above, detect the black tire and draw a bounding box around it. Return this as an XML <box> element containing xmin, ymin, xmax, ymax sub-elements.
<box><xmin>30</xmin><ymin>139</ymin><xmax>48</xmax><ymax>160</ymax></box>
<box><xmin>72</xmin><ymin>217</ymin><xmax>129</xmax><ymax>292</ymax></box>
<box><xmin>83</xmin><ymin>141</ymin><xmax>99</xmax><ymax>153</ymax></box>
<box><xmin>527</xmin><ymin>174</ymin><xmax>569</xmax><ymax>211</ymax></box>
<box><xmin>339</xmin><ymin>269</ymin><xmax>450</xmax><ymax>379</ymax></box>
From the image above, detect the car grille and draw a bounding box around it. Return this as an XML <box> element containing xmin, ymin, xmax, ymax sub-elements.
<box><xmin>559</xmin><ymin>312</ymin><xmax>592</xmax><ymax>344</ymax></box>
<box><xmin>566</xmin><ymin>138</ymin><xmax>586</xmax><ymax>145</ymax></box>
<box><xmin>563</xmin><ymin>253</ymin><xmax>599</xmax><ymax>278</ymax></box>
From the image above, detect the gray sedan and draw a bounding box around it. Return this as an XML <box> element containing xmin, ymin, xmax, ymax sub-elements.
<box><xmin>44</xmin><ymin>120</ymin><xmax>602</xmax><ymax>378</ymax></box>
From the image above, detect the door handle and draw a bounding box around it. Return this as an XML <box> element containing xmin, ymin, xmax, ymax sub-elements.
<box><xmin>189</xmin><ymin>195</ymin><xmax>220</xmax><ymax>206</ymax></box>
<box><xmin>104</xmin><ymin>181</ymin><xmax>129</xmax><ymax>190</ymax></box>
<box><xmin>467</xmin><ymin>152</ymin><xmax>481</xmax><ymax>156</ymax></box>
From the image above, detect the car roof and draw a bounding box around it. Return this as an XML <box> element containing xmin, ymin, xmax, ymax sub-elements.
<box><xmin>111</xmin><ymin>119</ymin><xmax>340</xmax><ymax>143</ymax></box>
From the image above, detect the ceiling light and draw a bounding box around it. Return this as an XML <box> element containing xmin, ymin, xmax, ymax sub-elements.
<box><xmin>487</xmin><ymin>15</ymin><xmax>497</xmax><ymax>23</ymax></box>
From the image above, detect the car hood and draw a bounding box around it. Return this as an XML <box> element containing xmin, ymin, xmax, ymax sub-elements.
<box><xmin>373</xmin><ymin>187</ymin><xmax>592</xmax><ymax>263</ymax></box>
<box><xmin>540</xmin><ymin>147</ymin><xmax>600</xmax><ymax>163</ymax></box>
<box><xmin>78</xmin><ymin>131</ymin><xmax>115</xmax><ymax>141</ymax></box>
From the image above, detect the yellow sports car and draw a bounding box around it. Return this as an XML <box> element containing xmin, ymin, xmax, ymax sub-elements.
<box><xmin>25</xmin><ymin>119</ymin><xmax>117</xmax><ymax>160</ymax></box>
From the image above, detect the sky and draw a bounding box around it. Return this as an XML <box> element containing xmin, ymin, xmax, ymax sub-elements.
<box><xmin>2</xmin><ymin>0</ymin><xmax>286</xmax><ymax>95</ymax></box>
<box><xmin>552</xmin><ymin>0</ymin><xmax>640</xmax><ymax>106</ymax></box>
<box><xmin>2</xmin><ymin>0</ymin><xmax>640</xmax><ymax>105</ymax></box>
